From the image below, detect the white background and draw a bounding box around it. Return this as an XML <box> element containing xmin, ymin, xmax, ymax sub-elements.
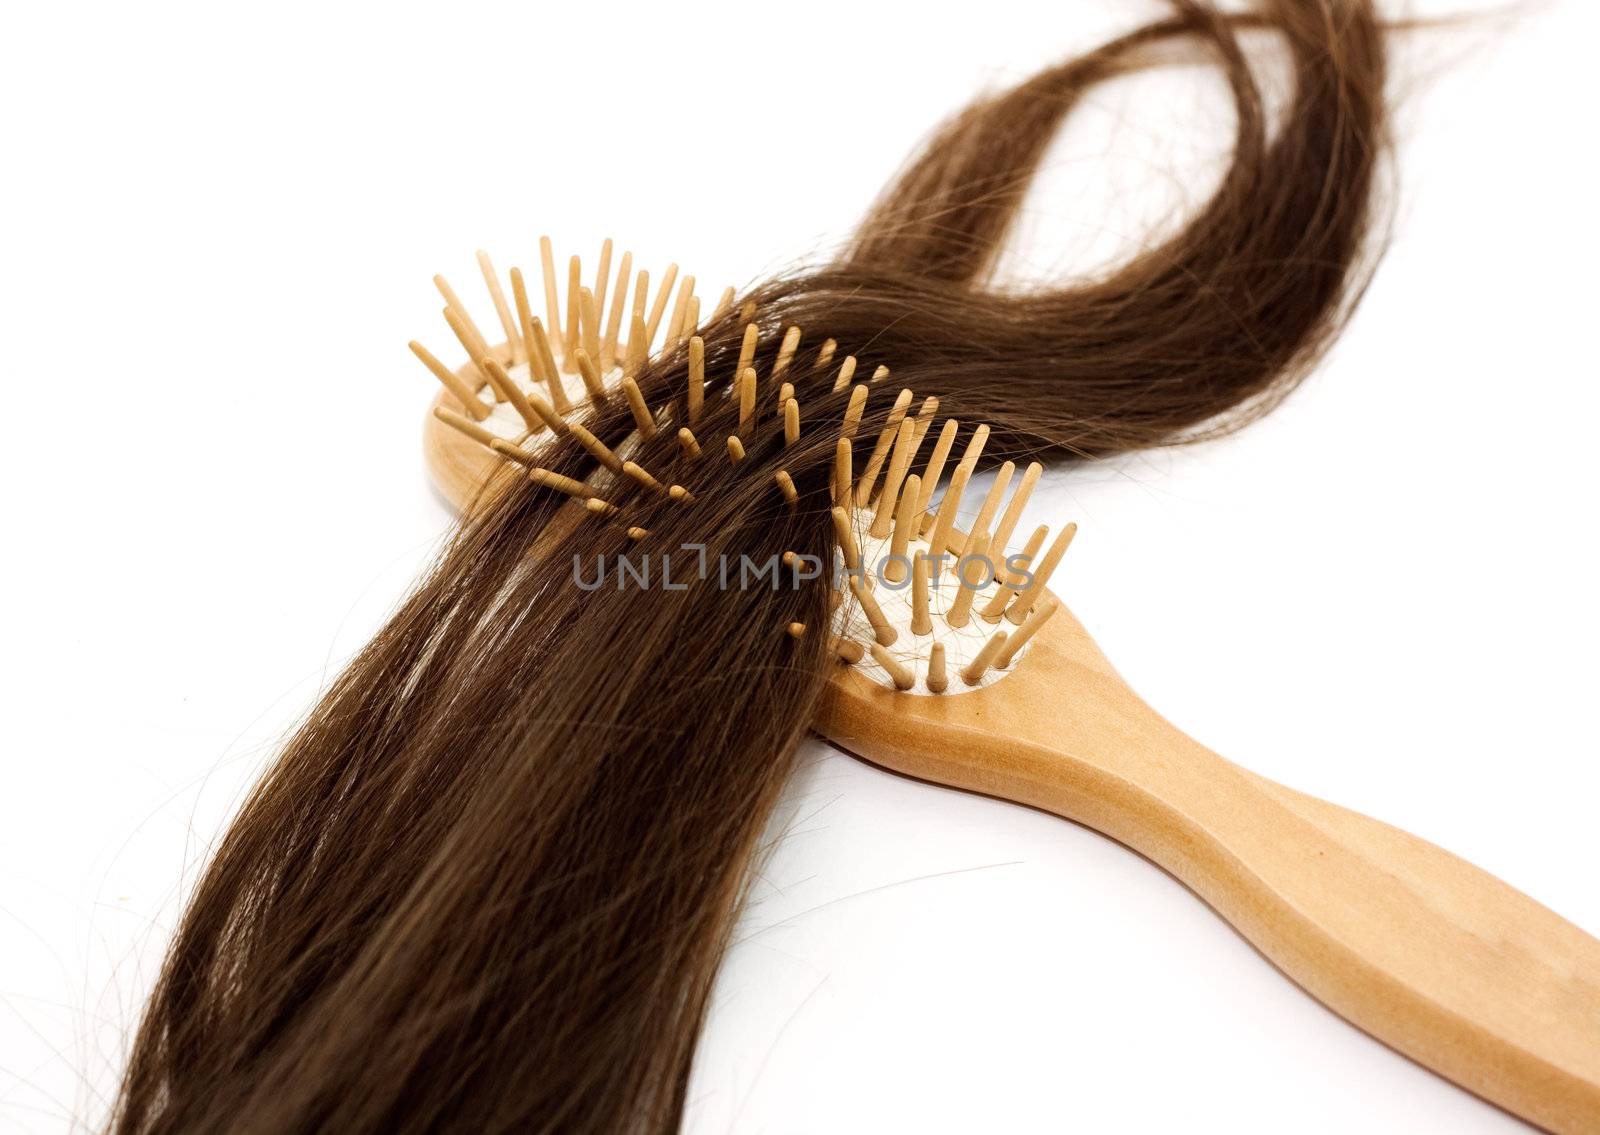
<box><xmin>3</xmin><ymin>2</ymin><xmax>1597</xmax><ymax>1131</ymax></box>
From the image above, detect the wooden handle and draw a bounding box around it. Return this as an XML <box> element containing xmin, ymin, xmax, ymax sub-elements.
<box><xmin>1105</xmin><ymin>723</ymin><xmax>1600</xmax><ymax>1133</ymax></box>
<box><xmin>817</xmin><ymin>609</ymin><xmax>1600</xmax><ymax>1132</ymax></box>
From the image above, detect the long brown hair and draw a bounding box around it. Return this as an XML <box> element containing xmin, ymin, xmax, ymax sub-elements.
<box><xmin>114</xmin><ymin>3</ymin><xmax>1387</xmax><ymax>1131</ymax></box>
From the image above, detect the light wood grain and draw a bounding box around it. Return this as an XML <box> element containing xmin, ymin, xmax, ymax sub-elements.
<box><xmin>816</xmin><ymin>599</ymin><xmax>1600</xmax><ymax>1134</ymax></box>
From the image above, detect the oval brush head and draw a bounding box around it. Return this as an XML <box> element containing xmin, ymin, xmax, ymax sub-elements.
<box><xmin>826</xmin><ymin>412</ymin><xmax>1070</xmax><ymax>694</ymax></box>
<box><xmin>417</xmin><ymin>246</ymin><xmax>1066</xmax><ymax>682</ymax></box>
<box><xmin>414</xmin><ymin>237</ymin><xmax>733</xmax><ymax>511</ymax></box>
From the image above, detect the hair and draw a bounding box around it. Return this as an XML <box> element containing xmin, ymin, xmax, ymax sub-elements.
<box><xmin>113</xmin><ymin>3</ymin><xmax>1387</xmax><ymax>1132</ymax></box>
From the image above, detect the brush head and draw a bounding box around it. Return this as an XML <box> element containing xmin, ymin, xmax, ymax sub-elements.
<box><xmin>417</xmin><ymin>242</ymin><xmax>1071</xmax><ymax>693</ymax></box>
<box><xmin>416</xmin><ymin>237</ymin><xmax>726</xmax><ymax>512</ymax></box>
<box><xmin>825</xmin><ymin>401</ymin><xmax>1072</xmax><ymax>694</ymax></box>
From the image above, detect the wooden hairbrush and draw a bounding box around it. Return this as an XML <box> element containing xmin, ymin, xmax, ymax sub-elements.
<box><xmin>416</xmin><ymin>243</ymin><xmax>1600</xmax><ymax>1134</ymax></box>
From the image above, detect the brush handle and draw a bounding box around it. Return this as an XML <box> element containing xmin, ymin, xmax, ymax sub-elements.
<box><xmin>819</xmin><ymin>611</ymin><xmax>1600</xmax><ymax>1132</ymax></box>
<box><xmin>1074</xmin><ymin>717</ymin><xmax>1600</xmax><ymax>1133</ymax></box>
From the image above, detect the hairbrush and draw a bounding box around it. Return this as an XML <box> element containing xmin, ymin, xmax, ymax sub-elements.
<box><xmin>417</xmin><ymin>242</ymin><xmax>1600</xmax><ymax>1134</ymax></box>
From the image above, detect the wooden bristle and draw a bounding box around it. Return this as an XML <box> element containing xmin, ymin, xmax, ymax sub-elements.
<box><xmin>668</xmin><ymin>484</ymin><xmax>695</xmax><ymax>504</ymax></box>
<box><xmin>433</xmin><ymin>405</ymin><xmax>497</xmax><ymax>449</ymax></box>
<box><xmin>433</xmin><ymin>273</ymin><xmax>469</xmax><ymax>323</ymax></box>
<box><xmin>775</xmin><ymin>470</ymin><xmax>797</xmax><ymax>505</ymax></box>
<box><xmin>628</xmin><ymin>271</ymin><xmax>650</xmax><ymax>361</ymax></box>
<box><xmin>621</xmin><ymin>375</ymin><xmax>657</xmax><ymax>438</ymax></box>
<box><xmin>852</xmin><ymin>577</ymin><xmax>898</xmax><ymax>647</ymax></box>
<box><xmin>982</xmin><ymin>524</ymin><xmax>1048</xmax><ymax>622</ymax></box>
<box><xmin>621</xmin><ymin>460</ymin><xmax>664</xmax><ymax>492</ymax></box>
<box><xmin>677</xmin><ymin>427</ymin><xmax>702</xmax><ymax>460</ymax></box>
<box><xmin>602</xmin><ymin>250</ymin><xmax>632</xmax><ymax>370</ymax></box>
<box><xmin>772</xmin><ymin>325</ymin><xmax>802</xmax><ymax>381</ymax></box>
<box><xmin>961</xmin><ymin>630</ymin><xmax>1009</xmax><ymax>686</ymax></box>
<box><xmin>480</xmin><ymin>356</ymin><xmax>546</xmax><ymax>434</ymax></box>
<box><xmin>568</xmin><ymin>422</ymin><xmax>622</xmax><ymax>473</ymax></box>
<box><xmin>574</xmin><ymin>348</ymin><xmax>607</xmax><ymax>409</ymax></box>
<box><xmin>995</xmin><ymin>599</ymin><xmax>1058</xmax><ymax>669</ymax></box>
<box><xmin>832</xmin><ymin>355</ymin><xmax>858</xmax><ymax>393</ymax></box>
<box><xmin>528</xmin><ymin>466</ymin><xmax>590</xmax><ymax>499</ymax></box>
<box><xmin>665</xmin><ymin>274</ymin><xmax>694</xmax><ymax>347</ymax></box>
<box><xmin>841</xmin><ymin>383</ymin><xmax>869</xmax><ymax>440</ymax></box>
<box><xmin>945</xmin><ymin>529</ymin><xmax>989</xmax><ymax>630</ymax></box>
<box><xmin>687</xmin><ymin>336</ymin><xmax>705</xmax><ymax>424</ymax></box>
<box><xmin>584</xmin><ymin>496</ymin><xmax>617</xmax><ymax>517</ymax></box>
<box><xmin>736</xmin><ymin>322</ymin><xmax>759</xmax><ymax>385</ymax></box>
<box><xmin>410</xmin><ymin>340</ymin><xmax>490</xmax><ymax>420</ymax></box>
<box><xmin>816</xmin><ymin>338</ymin><xmax>837</xmax><ymax>371</ymax></box>
<box><xmin>579</xmin><ymin>287</ymin><xmax>602</xmax><ymax>369</ymax></box>
<box><xmin>682</xmin><ymin>295</ymin><xmax>700</xmax><ymax>344</ymax></box>
<box><xmin>832</xmin><ymin>437</ymin><xmax>852</xmax><ymax>507</ymax></box>
<box><xmin>991</xmin><ymin>461</ymin><xmax>1043</xmax><ymax>560</ymax></box>
<box><xmin>625</xmin><ymin>312</ymin><xmax>649</xmax><ymax>379</ymax></box>
<box><xmin>926</xmin><ymin>642</ymin><xmax>949</xmax><ymax>693</ymax></box>
<box><xmin>831</xmin><ymin>506</ymin><xmax>860</xmax><ymax>571</ymax></box>
<box><xmin>510</xmin><ymin>266</ymin><xmax>540</xmax><ymax>370</ymax></box>
<box><xmin>563</xmin><ymin>256</ymin><xmax>582</xmax><ymax>371</ymax></box>
<box><xmin>924</xmin><ymin>461</ymin><xmax>972</xmax><ymax>585</ymax></box>
<box><xmin>737</xmin><ymin>367</ymin><xmax>756</xmax><ymax>437</ymax></box>
<box><xmin>886</xmin><ymin>474</ymin><xmax>920</xmax><ymax>583</ymax></box>
<box><xmin>627</xmin><ymin>525</ymin><xmax>649</xmax><ymax>540</ymax></box>
<box><xmin>488</xmin><ymin>438</ymin><xmax>537</xmax><ymax>466</ymax></box>
<box><xmin>527</xmin><ymin>316</ymin><xmax>567</xmax><ymax>411</ymax></box>
<box><xmin>959</xmin><ymin>422</ymin><xmax>991</xmax><ymax>469</ymax></box>
<box><xmin>645</xmin><ymin>263</ymin><xmax>679</xmax><ymax>347</ymax></box>
<box><xmin>592</xmin><ymin>238</ymin><xmax>614</xmax><ymax>316</ymax></box>
<box><xmin>727</xmin><ymin>436</ymin><xmax>746</xmax><ymax>463</ymax></box>
<box><xmin>914</xmin><ymin>419</ymin><xmax>960</xmax><ymax>533</ymax></box>
<box><xmin>441</xmin><ymin>305</ymin><xmax>494</xmax><ymax>386</ymax></box>
<box><xmin>910</xmin><ymin>396</ymin><xmax>939</xmax><ymax>449</ymax></box>
<box><xmin>910</xmin><ymin>551</ymin><xmax>933</xmax><ymax>635</ymax></box>
<box><xmin>954</xmin><ymin>460</ymin><xmax>1014</xmax><ymax>556</ymax></box>
<box><xmin>475</xmin><ymin>250</ymin><xmax>522</xmax><ymax>362</ymax></box>
<box><xmin>833</xmin><ymin>636</ymin><xmax>866</xmax><ymax>664</ymax></box>
<box><xmin>714</xmin><ymin>286</ymin><xmax>736</xmax><ymax>318</ymax></box>
<box><xmin>871</xmin><ymin>644</ymin><xmax>915</xmax><ymax>691</ymax></box>
<box><xmin>519</xmin><ymin>389</ymin><xmax>568</xmax><ymax>438</ymax></box>
<box><xmin>787</xmin><ymin>622</ymin><xmax>807</xmax><ymax>639</ymax></box>
<box><xmin>868</xmin><ymin>417</ymin><xmax>918</xmax><ymax>539</ymax></box>
<box><xmin>871</xmin><ymin>365</ymin><xmax>890</xmax><ymax>382</ymax></box>
<box><xmin>1005</xmin><ymin>522</ymin><xmax>1076</xmax><ymax>625</ymax></box>
<box><xmin>784</xmin><ymin>397</ymin><xmax>800</xmax><ymax>446</ymax></box>
<box><xmin>855</xmin><ymin>388</ymin><xmax>914</xmax><ymax>507</ymax></box>
<box><xmin>539</xmin><ymin>236</ymin><xmax>562</xmax><ymax>342</ymax></box>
